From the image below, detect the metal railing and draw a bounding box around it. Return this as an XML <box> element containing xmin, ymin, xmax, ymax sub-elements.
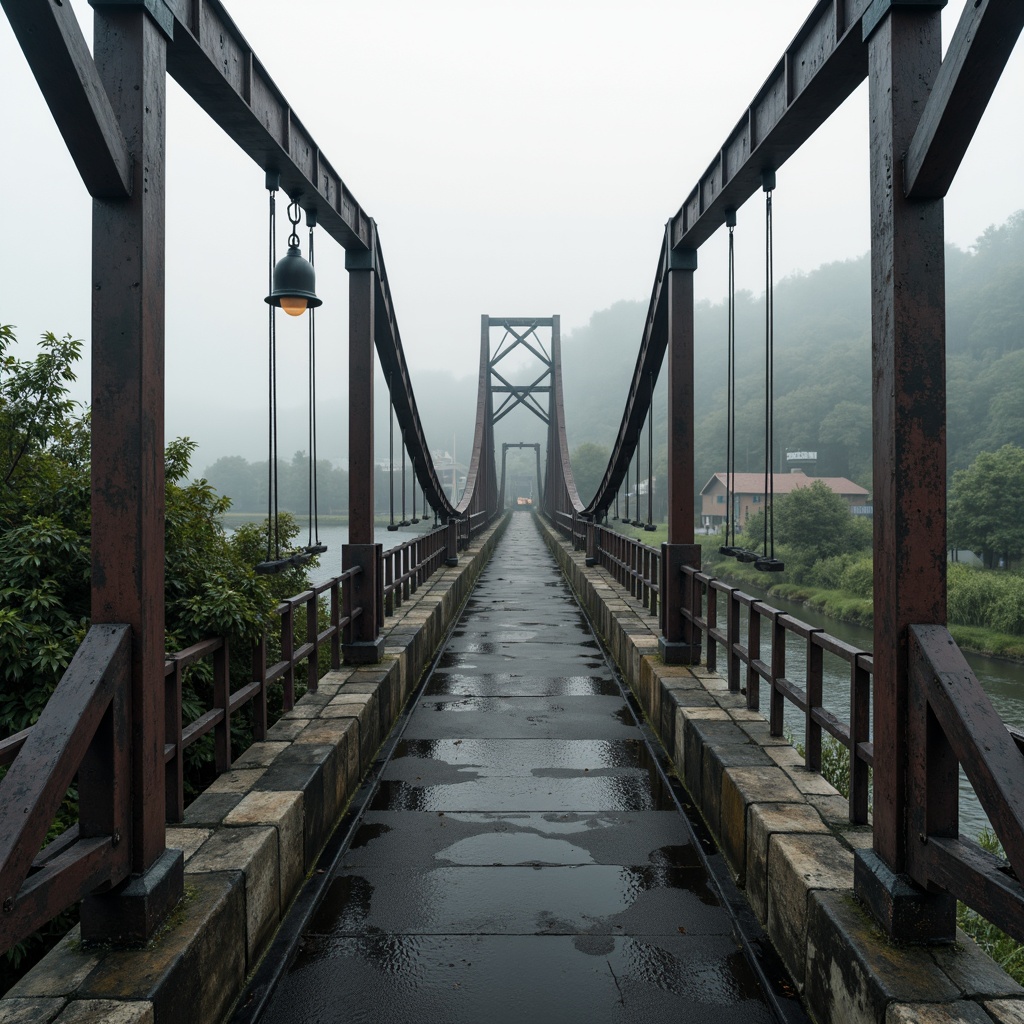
<box><xmin>381</xmin><ymin>525</ymin><xmax>447</xmax><ymax>617</ymax></box>
<box><xmin>0</xmin><ymin>523</ymin><xmax>463</xmax><ymax>953</ymax></box>
<box><xmin>595</xmin><ymin>525</ymin><xmax>660</xmax><ymax>618</ymax></box>
<box><xmin>683</xmin><ymin>566</ymin><xmax>873</xmax><ymax>825</ymax></box>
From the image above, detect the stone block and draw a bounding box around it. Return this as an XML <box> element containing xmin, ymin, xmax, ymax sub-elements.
<box><xmin>767</xmin><ymin>833</ymin><xmax>855</xmax><ymax>987</ymax></box>
<box><xmin>767</xmin><ymin>743</ymin><xmax>805</xmax><ymax>768</ymax></box>
<box><xmin>203</xmin><ymin>769</ymin><xmax>266</xmax><ymax>795</ymax></box>
<box><xmin>182</xmin><ymin>791</ymin><xmax>243</xmax><ymax>828</ymax></box>
<box><xmin>225</xmin><ymin>790</ymin><xmax>304</xmax><ymax>904</ymax></box>
<box><xmin>738</xmin><ymin>719</ymin><xmax>793</xmax><ymax>747</ymax></box>
<box><xmin>165</xmin><ymin>827</ymin><xmax>210</xmax><ymax>864</ymax></box>
<box><xmin>5</xmin><ymin>929</ymin><xmax>98</xmax><ymax>999</ymax></box>
<box><xmin>930</xmin><ymin>931</ymin><xmax>1024</xmax><ymax>1000</ymax></box>
<box><xmin>719</xmin><ymin>769</ymin><xmax>806</xmax><ymax>886</ymax></box>
<box><xmin>266</xmin><ymin>718</ymin><xmax>307</xmax><ymax>742</ymax></box>
<box><xmin>782</xmin><ymin>764</ymin><xmax>842</xmax><ymax>797</ymax></box>
<box><xmin>886</xmin><ymin>1003</ymin><xmax>993</xmax><ymax>1023</ymax></box>
<box><xmin>804</xmin><ymin>890</ymin><xmax>959</xmax><ymax>1024</ymax></box>
<box><xmin>985</xmin><ymin>1000</ymin><xmax>1024</xmax><ymax>1023</ymax></box>
<box><xmin>746</xmin><ymin>802</ymin><xmax>829</xmax><ymax>925</ymax></box>
<box><xmin>186</xmin><ymin>826</ymin><xmax>280</xmax><ymax>964</ymax></box>
<box><xmin>77</xmin><ymin>873</ymin><xmax>245</xmax><ymax>1024</ymax></box>
<box><xmin>702</xmin><ymin>742</ymin><xmax>774</xmax><ymax>841</ymax></box>
<box><xmin>0</xmin><ymin>999</ymin><xmax>66</xmax><ymax>1023</ymax></box>
<box><xmin>234</xmin><ymin>740</ymin><xmax>290</xmax><ymax>766</ymax></box>
<box><xmin>54</xmin><ymin>1000</ymin><xmax>154</xmax><ymax>1023</ymax></box>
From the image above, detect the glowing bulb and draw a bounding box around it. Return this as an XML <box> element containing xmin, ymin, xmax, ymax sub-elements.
<box><xmin>279</xmin><ymin>296</ymin><xmax>308</xmax><ymax>317</ymax></box>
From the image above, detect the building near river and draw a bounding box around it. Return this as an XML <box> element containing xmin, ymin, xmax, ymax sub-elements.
<box><xmin>700</xmin><ymin>470</ymin><xmax>869</xmax><ymax>530</ymax></box>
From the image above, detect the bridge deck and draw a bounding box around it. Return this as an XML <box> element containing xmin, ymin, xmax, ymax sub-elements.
<box><xmin>258</xmin><ymin>514</ymin><xmax>783</xmax><ymax>1022</ymax></box>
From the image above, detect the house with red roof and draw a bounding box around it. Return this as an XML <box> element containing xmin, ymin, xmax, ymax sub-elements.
<box><xmin>700</xmin><ymin>470</ymin><xmax>869</xmax><ymax>530</ymax></box>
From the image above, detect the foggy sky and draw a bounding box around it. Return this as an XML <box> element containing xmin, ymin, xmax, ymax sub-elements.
<box><xmin>1</xmin><ymin>0</ymin><xmax>1021</xmax><ymax>469</ymax></box>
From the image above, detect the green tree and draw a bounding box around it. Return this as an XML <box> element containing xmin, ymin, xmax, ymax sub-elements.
<box><xmin>774</xmin><ymin>480</ymin><xmax>870</xmax><ymax>559</ymax></box>
<box><xmin>949</xmin><ymin>445</ymin><xmax>1024</xmax><ymax>568</ymax></box>
<box><xmin>569</xmin><ymin>441</ymin><xmax>611</xmax><ymax>505</ymax></box>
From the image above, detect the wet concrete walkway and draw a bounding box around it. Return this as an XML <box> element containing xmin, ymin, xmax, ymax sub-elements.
<box><xmin>258</xmin><ymin>513</ymin><xmax>782</xmax><ymax>1023</ymax></box>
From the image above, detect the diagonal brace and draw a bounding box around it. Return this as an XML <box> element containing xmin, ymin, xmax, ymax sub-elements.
<box><xmin>904</xmin><ymin>0</ymin><xmax>1024</xmax><ymax>199</ymax></box>
<box><xmin>1</xmin><ymin>0</ymin><xmax>132</xmax><ymax>198</ymax></box>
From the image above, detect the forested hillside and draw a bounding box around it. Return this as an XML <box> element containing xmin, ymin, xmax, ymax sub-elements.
<box><xmin>563</xmin><ymin>210</ymin><xmax>1024</xmax><ymax>504</ymax></box>
<box><xmin>202</xmin><ymin>211</ymin><xmax>1024</xmax><ymax>512</ymax></box>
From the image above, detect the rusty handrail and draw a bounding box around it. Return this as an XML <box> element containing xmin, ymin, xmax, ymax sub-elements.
<box><xmin>682</xmin><ymin>563</ymin><xmax>874</xmax><ymax>825</ymax></box>
<box><xmin>907</xmin><ymin>625</ymin><xmax>1024</xmax><ymax>942</ymax></box>
<box><xmin>0</xmin><ymin>625</ymin><xmax>132</xmax><ymax>953</ymax></box>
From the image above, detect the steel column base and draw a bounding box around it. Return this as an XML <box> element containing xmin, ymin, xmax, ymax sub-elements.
<box><xmin>854</xmin><ymin>849</ymin><xmax>955</xmax><ymax>944</ymax></box>
<box><xmin>658</xmin><ymin>637</ymin><xmax>701</xmax><ymax>666</ymax></box>
<box><xmin>80</xmin><ymin>847</ymin><xmax>184</xmax><ymax>947</ymax></box>
<box><xmin>343</xmin><ymin>637</ymin><xmax>385</xmax><ymax>665</ymax></box>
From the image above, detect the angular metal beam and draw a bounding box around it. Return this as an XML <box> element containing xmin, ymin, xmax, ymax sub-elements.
<box><xmin>161</xmin><ymin>0</ymin><xmax>372</xmax><ymax>250</ymax></box>
<box><xmin>669</xmin><ymin>0</ymin><xmax>874</xmax><ymax>251</ymax></box>
<box><xmin>1</xmin><ymin>0</ymin><xmax>132</xmax><ymax>197</ymax></box>
<box><xmin>904</xmin><ymin>0</ymin><xmax>1024</xmax><ymax>199</ymax></box>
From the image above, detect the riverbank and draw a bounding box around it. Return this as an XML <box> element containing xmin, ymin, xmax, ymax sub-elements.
<box><xmin>702</xmin><ymin>553</ymin><xmax>1024</xmax><ymax>663</ymax></box>
<box><xmin>607</xmin><ymin>522</ymin><xmax>1024</xmax><ymax>663</ymax></box>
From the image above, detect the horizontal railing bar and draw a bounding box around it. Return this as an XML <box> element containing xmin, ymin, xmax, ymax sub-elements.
<box><xmin>163</xmin><ymin>636</ymin><xmax>224</xmax><ymax>675</ymax></box>
<box><xmin>228</xmin><ymin>681</ymin><xmax>262</xmax><ymax>714</ymax></box>
<box><xmin>0</xmin><ymin>729</ymin><xmax>30</xmax><ymax>768</ymax></box>
<box><xmin>181</xmin><ymin>708</ymin><xmax>224</xmax><ymax>748</ymax></box>
<box><xmin>773</xmin><ymin>676</ymin><xmax>808</xmax><ymax>713</ymax></box>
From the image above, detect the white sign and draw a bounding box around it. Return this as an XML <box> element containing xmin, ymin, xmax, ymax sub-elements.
<box><xmin>787</xmin><ymin>450</ymin><xmax>818</xmax><ymax>461</ymax></box>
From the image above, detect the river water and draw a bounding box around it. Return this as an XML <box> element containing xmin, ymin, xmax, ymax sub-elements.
<box><xmin>717</xmin><ymin>581</ymin><xmax>1024</xmax><ymax>838</ymax></box>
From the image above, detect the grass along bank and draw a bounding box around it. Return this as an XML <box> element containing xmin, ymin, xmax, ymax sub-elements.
<box><xmin>607</xmin><ymin>522</ymin><xmax>1024</xmax><ymax>662</ymax></box>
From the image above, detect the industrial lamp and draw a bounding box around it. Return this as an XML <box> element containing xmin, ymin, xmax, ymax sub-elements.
<box><xmin>266</xmin><ymin>198</ymin><xmax>322</xmax><ymax>316</ymax></box>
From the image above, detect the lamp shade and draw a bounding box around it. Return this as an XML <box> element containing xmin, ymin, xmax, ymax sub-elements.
<box><xmin>265</xmin><ymin>244</ymin><xmax>322</xmax><ymax>315</ymax></box>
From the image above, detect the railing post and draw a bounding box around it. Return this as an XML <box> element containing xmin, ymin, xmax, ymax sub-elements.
<box><xmin>854</xmin><ymin>0</ymin><xmax>955</xmax><ymax>943</ymax></box>
<box><xmin>659</xmin><ymin>243</ymin><xmax>700</xmax><ymax>665</ymax></box>
<box><xmin>81</xmin><ymin>2</ymin><xmax>182</xmax><ymax>945</ymax></box>
<box><xmin>659</xmin><ymin>544</ymin><xmax>701</xmax><ymax>664</ymax></box>
<box><xmin>445</xmin><ymin>518</ymin><xmax>459</xmax><ymax>566</ymax></box>
<box><xmin>585</xmin><ymin>521</ymin><xmax>597</xmax><ymax>567</ymax></box>
<box><xmin>342</xmin><ymin>235</ymin><xmax>384</xmax><ymax>664</ymax></box>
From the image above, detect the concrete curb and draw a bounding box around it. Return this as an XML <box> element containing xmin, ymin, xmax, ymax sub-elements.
<box><xmin>0</xmin><ymin>515</ymin><xmax>508</xmax><ymax>1024</ymax></box>
<box><xmin>538</xmin><ymin>516</ymin><xmax>1024</xmax><ymax>1024</ymax></box>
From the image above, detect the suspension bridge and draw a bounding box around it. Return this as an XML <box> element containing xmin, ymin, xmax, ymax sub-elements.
<box><xmin>2</xmin><ymin>0</ymin><xmax>1024</xmax><ymax>1022</ymax></box>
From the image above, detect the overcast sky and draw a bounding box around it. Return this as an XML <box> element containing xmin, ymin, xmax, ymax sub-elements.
<box><xmin>1</xmin><ymin>0</ymin><xmax>1022</xmax><ymax>466</ymax></box>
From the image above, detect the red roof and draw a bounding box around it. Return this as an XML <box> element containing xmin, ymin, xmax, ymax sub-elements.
<box><xmin>701</xmin><ymin>471</ymin><xmax>868</xmax><ymax>498</ymax></box>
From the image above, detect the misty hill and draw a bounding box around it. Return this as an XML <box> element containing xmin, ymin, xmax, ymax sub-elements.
<box><xmin>203</xmin><ymin>210</ymin><xmax>1024</xmax><ymax>510</ymax></box>
<box><xmin>560</xmin><ymin>209</ymin><xmax>1024</xmax><ymax>504</ymax></box>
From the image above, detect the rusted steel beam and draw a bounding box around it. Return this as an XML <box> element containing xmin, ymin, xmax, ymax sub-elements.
<box><xmin>159</xmin><ymin>0</ymin><xmax>372</xmax><ymax>250</ymax></box>
<box><xmin>89</xmin><ymin>5</ymin><xmax>173</xmax><ymax>885</ymax></box>
<box><xmin>669</xmin><ymin>0</ymin><xmax>874</xmax><ymax>251</ymax></box>
<box><xmin>659</xmin><ymin>245</ymin><xmax>700</xmax><ymax>664</ymax></box>
<box><xmin>547</xmin><ymin>317</ymin><xmax>584</xmax><ymax>514</ymax></box>
<box><xmin>347</xmin><ymin>250</ymin><xmax>376</xmax><ymax>546</ymax></box>
<box><xmin>904</xmin><ymin>0</ymin><xmax>1024</xmax><ymax>199</ymax></box>
<box><xmin>1</xmin><ymin>0</ymin><xmax>132</xmax><ymax>197</ymax></box>
<box><xmin>855</xmin><ymin>3</ymin><xmax>952</xmax><ymax>943</ymax></box>
<box><xmin>665</xmin><ymin>247</ymin><xmax>697</xmax><ymax>544</ymax></box>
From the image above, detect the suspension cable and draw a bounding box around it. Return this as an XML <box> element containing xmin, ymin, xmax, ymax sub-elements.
<box><xmin>388</xmin><ymin>376</ymin><xmax>397</xmax><ymax>530</ymax></box>
<box><xmin>721</xmin><ymin>209</ymin><xmax>738</xmax><ymax>557</ymax></box>
<box><xmin>400</xmin><ymin>432</ymin><xmax>409</xmax><ymax>527</ymax></box>
<box><xmin>306</xmin><ymin>216</ymin><xmax>326</xmax><ymax>553</ymax></box>
<box><xmin>757</xmin><ymin>172</ymin><xmax>784</xmax><ymax>572</ymax></box>
<box><xmin>646</xmin><ymin>371</ymin><xmax>655</xmax><ymax>530</ymax></box>
<box><xmin>267</xmin><ymin>189</ymin><xmax>280</xmax><ymax>563</ymax></box>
